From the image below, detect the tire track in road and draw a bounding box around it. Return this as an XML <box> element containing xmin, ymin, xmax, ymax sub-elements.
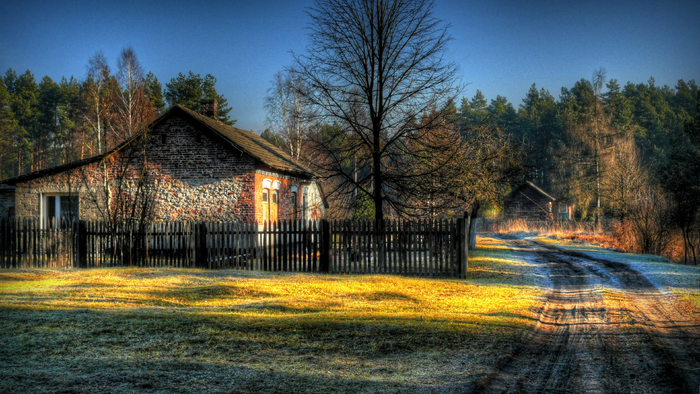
<box><xmin>472</xmin><ymin>238</ymin><xmax>699</xmax><ymax>394</ymax></box>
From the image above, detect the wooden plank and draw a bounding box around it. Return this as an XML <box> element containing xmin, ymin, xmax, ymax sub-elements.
<box><xmin>1</xmin><ymin>219</ymin><xmax>5</xmax><ymax>268</ymax></box>
<box><xmin>2</xmin><ymin>219</ymin><xmax>6</xmax><ymax>268</ymax></box>
<box><xmin>294</xmin><ymin>220</ymin><xmax>299</xmax><ymax>272</ymax></box>
<box><xmin>267</xmin><ymin>220</ymin><xmax>273</xmax><ymax>271</ymax></box>
<box><xmin>281</xmin><ymin>220</ymin><xmax>286</xmax><ymax>271</ymax></box>
<box><xmin>352</xmin><ymin>220</ymin><xmax>358</xmax><ymax>273</ymax></box>
<box><xmin>360</xmin><ymin>220</ymin><xmax>365</xmax><ymax>273</ymax></box>
<box><xmin>422</xmin><ymin>219</ymin><xmax>428</xmax><ymax>277</ymax></box>
<box><xmin>301</xmin><ymin>220</ymin><xmax>305</xmax><ymax>272</ymax></box>
<box><xmin>311</xmin><ymin>220</ymin><xmax>317</xmax><ymax>272</ymax></box>
<box><xmin>231</xmin><ymin>221</ymin><xmax>236</xmax><ymax>269</ymax></box>
<box><xmin>262</xmin><ymin>221</ymin><xmax>268</xmax><ymax>271</ymax></box>
<box><xmin>252</xmin><ymin>221</ymin><xmax>256</xmax><ymax>270</ymax></box>
<box><xmin>431</xmin><ymin>219</ymin><xmax>436</xmax><ymax>277</ymax></box>
<box><xmin>437</xmin><ymin>219</ymin><xmax>442</xmax><ymax>277</ymax></box>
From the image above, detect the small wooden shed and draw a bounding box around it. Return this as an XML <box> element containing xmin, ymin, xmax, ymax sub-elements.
<box><xmin>504</xmin><ymin>181</ymin><xmax>558</xmax><ymax>221</ymax></box>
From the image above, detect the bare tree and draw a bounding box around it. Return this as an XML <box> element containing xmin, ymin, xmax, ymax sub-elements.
<box><xmin>264</xmin><ymin>70</ymin><xmax>314</xmax><ymax>161</ymax></box>
<box><xmin>628</xmin><ymin>186</ymin><xmax>674</xmax><ymax>256</ymax></box>
<box><xmin>76</xmin><ymin>131</ymin><xmax>158</xmax><ymax>265</ymax></box>
<box><xmin>113</xmin><ymin>47</ymin><xmax>156</xmax><ymax>143</ymax></box>
<box><xmin>82</xmin><ymin>51</ymin><xmax>115</xmax><ymax>155</ymax></box>
<box><xmin>601</xmin><ymin>136</ymin><xmax>647</xmax><ymax>220</ymax></box>
<box><xmin>294</xmin><ymin>0</ymin><xmax>460</xmax><ymax>222</ymax></box>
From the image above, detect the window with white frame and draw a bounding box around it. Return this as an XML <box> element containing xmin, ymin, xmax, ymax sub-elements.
<box><xmin>42</xmin><ymin>194</ymin><xmax>79</xmax><ymax>226</ymax></box>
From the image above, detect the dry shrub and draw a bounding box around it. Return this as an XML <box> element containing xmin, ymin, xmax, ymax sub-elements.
<box><xmin>611</xmin><ymin>220</ymin><xmax>637</xmax><ymax>253</ymax></box>
<box><xmin>613</xmin><ymin>221</ymin><xmax>688</xmax><ymax>263</ymax></box>
<box><xmin>481</xmin><ymin>218</ymin><xmax>616</xmax><ymax>248</ymax></box>
<box><xmin>626</xmin><ymin>187</ymin><xmax>675</xmax><ymax>256</ymax></box>
<box><xmin>664</xmin><ymin>230</ymin><xmax>688</xmax><ymax>264</ymax></box>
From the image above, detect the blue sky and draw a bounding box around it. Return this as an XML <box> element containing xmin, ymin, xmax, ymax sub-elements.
<box><xmin>1</xmin><ymin>0</ymin><xmax>698</xmax><ymax>132</ymax></box>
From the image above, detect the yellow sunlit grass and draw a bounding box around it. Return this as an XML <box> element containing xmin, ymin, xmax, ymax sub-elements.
<box><xmin>0</xmin><ymin>236</ymin><xmax>543</xmax><ymax>393</ymax></box>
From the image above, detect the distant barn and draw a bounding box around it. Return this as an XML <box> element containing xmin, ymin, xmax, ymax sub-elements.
<box><xmin>504</xmin><ymin>182</ymin><xmax>572</xmax><ymax>221</ymax></box>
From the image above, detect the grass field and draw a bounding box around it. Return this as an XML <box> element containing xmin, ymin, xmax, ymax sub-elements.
<box><xmin>0</xmin><ymin>236</ymin><xmax>543</xmax><ymax>394</ymax></box>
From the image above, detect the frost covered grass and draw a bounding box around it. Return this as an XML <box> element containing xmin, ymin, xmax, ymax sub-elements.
<box><xmin>532</xmin><ymin>235</ymin><xmax>700</xmax><ymax>310</ymax></box>
<box><xmin>0</xmin><ymin>237</ymin><xmax>542</xmax><ymax>394</ymax></box>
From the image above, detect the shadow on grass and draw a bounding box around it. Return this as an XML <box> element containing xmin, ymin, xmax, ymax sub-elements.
<box><xmin>158</xmin><ymin>284</ymin><xmax>278</xmax><ymax>302</ymax></box>
<box><xmin>0</xmin><ymin>304</ymin><xmax>528</xmax><ymax>356</ymax></box>
<box><xmin>353</xmin><ymin>291</ymin><xmax>420</xmax><ymax>303</ymax></box>
<box><xmin>0</xmin><ymin>306</ymin><xmax>527</xmax><ymax>393</ymax></box>
<box><xmin>0</xmin><ymin>354</ymin><xmax>477</xmax><ymax>394</ymax></box>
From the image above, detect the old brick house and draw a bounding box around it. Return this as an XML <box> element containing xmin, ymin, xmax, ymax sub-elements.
<box><xmin>0</xmin><ymin>104</ymin><xmax>326</xmax><ymax>224</ymax></box>
<box><xmin>503</xmin><ymin>181</ymin><xmax>573</xmax><ymax>221</ymax></box>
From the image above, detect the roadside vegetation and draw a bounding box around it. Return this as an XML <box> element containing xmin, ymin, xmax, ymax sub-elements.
<box><xmin>484</xmin><ymin>218</ymin><xmax>699</xmax><ymax>266</ymax></box>
<box><xmin>0</xmin><ymin>236</ymin><xmax>542</xmax><ymax>394</ymax></box>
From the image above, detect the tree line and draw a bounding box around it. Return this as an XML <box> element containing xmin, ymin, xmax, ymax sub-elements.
<box><xmin>0</xmin><ymin>47</ymin><xmax>235</xmax><ymax>179</ymax></box>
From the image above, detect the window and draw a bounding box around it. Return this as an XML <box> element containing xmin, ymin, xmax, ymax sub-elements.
<box><xmin>42</xmin><ymin>194</ymin><xmax>79</xmax><ymax>227</ymax></box>
<box><xmin>291</xmin><ymin>191</ymin><xmax>297</xmax><ymax>220</ymax></box>
<box><xmin>302</xmin><ymin>190</ymin><xmax>308</xmax><ymax>221</ymax></box>
<box><xmin>262</xmin><ymin>189</ymin><xmax>269</xmax><ymax>222</ymax></box>
<box><xmin>272</xmin><ymin>190</ymin><xmax>278</xmax><ymax>204</ymax></box>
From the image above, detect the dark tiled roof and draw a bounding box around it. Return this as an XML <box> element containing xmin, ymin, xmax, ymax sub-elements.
<box><xmin>1</xmin><ymin>105</ymin><xmax>315</xmax><ymax>185</ymax></box>
<box><xmin>174</xmin><ymin>105</ymin><xmax>314</xmax><ymax>178</ymax></box>
<box><xmin>506</xmin><ymin>181</ymin><xmax>556</xmax><ymax>202</ymax></box>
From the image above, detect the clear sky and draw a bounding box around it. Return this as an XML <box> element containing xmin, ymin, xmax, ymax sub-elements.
<box><xmin>1</xmin><ymin>0</ymin><xmax>698</xmax><ymax>133</ymax></box>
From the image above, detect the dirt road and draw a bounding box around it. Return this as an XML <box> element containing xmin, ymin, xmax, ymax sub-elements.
<box><xmin>474</xmin><ymin>237</ymin><xmax>700</xmax><ymax>394</ymax></box>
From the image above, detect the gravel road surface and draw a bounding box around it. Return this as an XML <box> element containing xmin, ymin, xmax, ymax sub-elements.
<box><xmin>474</xmin><ymin>237</ymin><xmax>700</xmax><ymax>394</ymax></box>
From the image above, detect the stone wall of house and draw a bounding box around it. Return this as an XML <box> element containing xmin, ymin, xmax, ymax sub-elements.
<box><xmin>147</xmin><ymin>116</ymin><xmax>256</xmax><ymax>221</ymax></box>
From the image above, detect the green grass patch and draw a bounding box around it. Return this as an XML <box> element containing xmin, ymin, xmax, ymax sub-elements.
<box><xmin>0</xmin><ymin>236</ymin><xmax>542</xmax><ymax>393</ymax></box>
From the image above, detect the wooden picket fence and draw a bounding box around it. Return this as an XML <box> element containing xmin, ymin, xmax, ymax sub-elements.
<box><xmin>0</xmin><ymin>218</ymin><xmax>75</xmax><ymax>268</ymax></box>
<box><xmin>0</xmin><ymin>217</ymin><xmax>470</xmax><ymax>277</ymax></box>
<box><xmin>331</xmin><ymin>219</ymin><xmax>464</xmax><ymax>277</ymax></box>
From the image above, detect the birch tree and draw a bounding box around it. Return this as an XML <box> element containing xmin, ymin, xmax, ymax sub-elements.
<box><xmin>113</xmin><ymin>47</ymin><xmax>156</xmax><ymax>143</ymax></box>
<box><xmin>264</xmin><ymin>70</ymin><xmax>313</xmax><ymax>161</ymax></box>
<box><xmin>82</xmin><ymin>51</ymin><xmax>114</xmax><ymax>155</ymax></box>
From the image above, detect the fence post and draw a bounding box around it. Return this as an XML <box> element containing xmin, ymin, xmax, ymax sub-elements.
<box><xmin>73</xmin><ymin>220</ymin><xmax>87</xmax><ymax>268</ymax></box>
<box><xmin>458</xmin><ymin>214</ymin><xmax>470</xmax><ymax>279</ymax></box>
<box><xmin>196</xmin><ymin>222</ymin><xmax>209</xmax><ymax>269</ymax></box>
<box><xmin>319</xmin><ymin>219</ymin><xmax>331</xmax><ymax>273</ymax></box>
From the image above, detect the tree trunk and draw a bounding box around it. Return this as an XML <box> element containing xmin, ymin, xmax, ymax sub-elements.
<box><xmin>469</xmin><ymin>202</ymin><xmax>480</xmax><ymax>250</ymax></box>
